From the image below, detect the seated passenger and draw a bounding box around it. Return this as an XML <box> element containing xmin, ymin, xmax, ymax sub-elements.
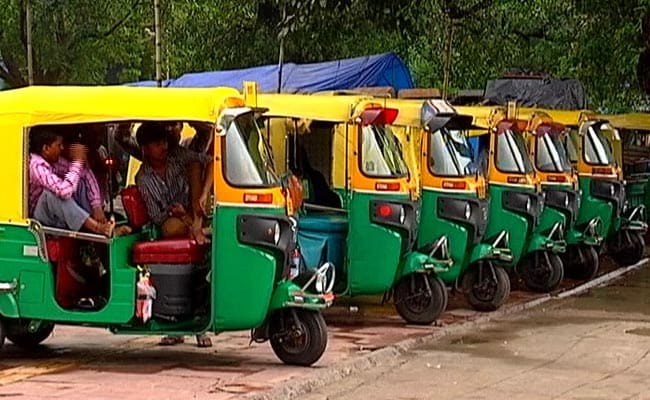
<box><xmin>135</xmin><ymin>123</ymin><xmax>209</xmax><ymax>243</ymax></box>
<box><xmin>29</xmin><ymin>129</ymin><xmax>114</xmax><ymax>237</ymax></box>
<box><xmin>134</xmin><ymin>123</ymin><xmax>213</xmax><ymax>348</ymax></box>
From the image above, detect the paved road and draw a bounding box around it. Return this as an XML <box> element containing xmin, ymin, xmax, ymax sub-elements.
<box><xmin>302</xmin><ymin>265</ymin><xmax>650</xmax><ymax>400</ymax></box>
<box><xmin>0</xmin><ymin>258</ymin><xmax>640</xmax><ymax>400</ymax></box>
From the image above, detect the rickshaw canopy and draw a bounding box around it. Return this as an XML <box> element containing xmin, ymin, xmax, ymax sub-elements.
<box><xmin>598</xmin><ymin>113</ymin><xmax>650</xmax><ymax>131</ymax></box>
<box><xmin>0</xmin><ymin>85</ymin><xmax>241</xmax><ymax>224</ymax></box>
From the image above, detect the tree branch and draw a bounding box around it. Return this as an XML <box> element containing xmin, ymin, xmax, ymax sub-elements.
<box><xmin>68</xmin><ymin>0</ymin><xmax>144</xmax><ymax>50</ymax></box>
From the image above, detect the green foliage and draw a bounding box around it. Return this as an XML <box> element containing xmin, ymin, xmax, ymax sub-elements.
<box><xmin>0</xmin><ymin>0</ymin><xmax>647</xmax><ymax>109</ymax></box>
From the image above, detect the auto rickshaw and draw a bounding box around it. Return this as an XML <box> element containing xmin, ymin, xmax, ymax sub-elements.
<box><xmin>385</xmin><ymin>98</ymin><xmax>513</xmax><ymax>311</ymax></box>
<box><xmin>519</xmin><ymin>110</ymin><xmax>603</xmax><ymax>280</ymax></box>
<box><xmin>597</xmin><ymin>113</ymin><xmax>650</xmax><ymax>227</ymax></box>
<box><xmin>541</xmin><ymin>110</ymin><xmax>646</xmax><ymax>265</ymax></box>
<box><xmin>0</xmin><ymin>86</ymin><xmax>333</xmax><ymax>366</ymax></box>
<box><xmin>457</xmin><ymin>106</ymin><xmax>565</xmax><ymax>293</ymax></box>
<box><xmin>251</xmin><ymin>93</ymin><xmax>449</xmax><ymax>325</ymax></box>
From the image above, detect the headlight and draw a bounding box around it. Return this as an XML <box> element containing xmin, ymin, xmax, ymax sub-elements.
<box><xmin>609</xmin><ymin>184</ymin><xmax>615</xmax><ymax>196</ymax></box>
<box><xmin>273</xmin><ymin>222</ymin><xmax>281</xmax><ymax>245</ymax></box>
<box><xmin>564</xmin><ymin>194</ymin><xmax>570</xmax><ymax>208</ymax></box>
<box><xmin>464</xmin><ymin>203</ymin><xmax>472</xmax><ymax>219</ymax></box>
<box><xmin>525</xmin><ymin>197</ymin><xmax>532</xmax><ymax>213</ymax></box>
<box><xmin>399</xmin><ymin>206</ymin><xmax>406</xmax><ymax>224</ymax></box>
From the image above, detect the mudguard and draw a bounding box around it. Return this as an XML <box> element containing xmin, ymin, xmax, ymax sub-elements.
<box><xmin>268</xmin><ymin>281</ymin><xmax>332</xmax><ymax>312</ymax></box>
<box><xmin>469</xmin><ymin>243</ymin><xmax>513</xmax><ymax>264</ymax></box>
<box><xmin>527</xmin><ymin>233</ymin><xmax>566</xmax><ymax>254</ymax></box>
<box><xmin>397</xmin><ymin>251</ymin><xmax>451</xmax><ymax>279</ymax></box>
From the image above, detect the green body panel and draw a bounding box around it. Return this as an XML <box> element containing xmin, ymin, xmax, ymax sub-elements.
<box><xmin>625</xmin><ymin>177</ymin><xmax>648</xmax><ymax>219</ymax></box>
<box><xmin>530</xmin><ymin>205</ymin><xmax>566</xmax><ymax>253</ymax></box>
<box><xmin>484</xmin><ymin>184</ymin><xmax>534</xmax><ymax>267</ymax></box>
<box><xmin>418</xmin><ymin>188</ymin><xmax>481</xmax><ymax>284</ymax></box>
<box><xmin>576</xmin><ymin>177</ymin><xmax>615</xmax><ymax>238</ymax></box>
<box><xmin>346</xmin><ymin>191</ymin><xmax>406</xmax><ymax>295</ymax></box>
<box><xmin>211</xmin><ymin>205</ymin><xmax>283</xmax><ymax>331</ymax></box>
<box><xmin>0</xmin><ymin>223</ymin><xmax>139</xmax><ymax>323</ymax></box>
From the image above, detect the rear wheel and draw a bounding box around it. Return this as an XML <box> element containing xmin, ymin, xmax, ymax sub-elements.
<box><xmin>269</xmin><ymin>309</ymin><xmax>327</xmax><ymax>366</ymax></box>
<box><xmin>394</xmin><ymin>273</ymin><xmax>448</xmax><ymax>325</ymax></box>
<box><xmin>519</xmin><ymin>251</ymin><xmax>564</xmax><ymax>293</ymax></box>
<box><xmin>563</xmin><ymin>245</ymin><xmax>600</xmax><ymax>280</ymax></box>
<box><xmin>462</xmin><ymin>262</ymin><xmax>510</xmax><ymax>312</ymax></box>
<box><xmin>611</xmin><ymin>231</ymin><xmax>646</xmax><ymax>266</ymax></box>
<box><xmin>5</xmin><ymin>320</ymin><xmax>54</xmax><ymax>349</ymax></box>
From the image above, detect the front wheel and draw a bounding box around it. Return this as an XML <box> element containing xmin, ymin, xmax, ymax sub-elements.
<box><xmin>563</xmin><ymin>245</ymin><xmax>600</xmax><ymax>280</ymax></box>
<box><xmin>269</xmin><ymin>309</ymin><xmax>327</xmax><ymax>366</ymax></box>
<box><xmin>519</xmin><ymin>251</ymin><xmax>564</xmax><ymax>293</ymax></box>
<box><xmin>462</xmin><ymin>262</ymin><xmax>510</xmax><ymax>312</ymax></box>
<box><xmin>394</xmin><ymin>273</ymin><xmax>448</xmax><ymax>325</ymax></box>
<box><xmin>5</xmin><ymin>320</ymin><xmax>54</xmax><ymax>349</ymax></box>
<box><xmin>610</xmin><ymin>231</ymin><xmax>646</xmax><ymax>266</ymax></box>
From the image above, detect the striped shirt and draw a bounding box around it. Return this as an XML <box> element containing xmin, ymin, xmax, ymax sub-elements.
<box><xmin>135</xmin><ymin>149</ymin><xmax>208</xmax><ymax>226</ymax></box>
<box><xmin>29</xmin><ymin>154</ymin><xmax>83</xmax><ymax>215</ymax></box>
<box><xmin>54</xmin><ymin>158</ymin><xmax>104</xmax><ymax>209</ymax></box>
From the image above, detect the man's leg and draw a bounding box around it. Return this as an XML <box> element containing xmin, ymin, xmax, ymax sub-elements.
<box><xmin>34</xmin><ymin>191</ymin><xmax>90</xmax><ymax>231</ymax></box>
<box><xmin>73</xmin><ymin>179</ymin><xmax>94</xmax><ymax>215</ymax></box>
<box><xmin>160</xmin><ymin>216</ymin><xmax>191</xmax><ymax>238</ymax></box>
<box><xmin>33</xmin><ymin>191</ymin><xmax>113</xmax><ymax>236</ymax></box>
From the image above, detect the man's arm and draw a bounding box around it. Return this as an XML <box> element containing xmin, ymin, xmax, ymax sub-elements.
<box><xmin>31</xmin><ymin>160</ymin><xmax>83</xmax><ymax>200</ymax></box>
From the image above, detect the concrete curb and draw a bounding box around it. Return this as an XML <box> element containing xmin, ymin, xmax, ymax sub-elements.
<box><xmin>244</xmin><ymin>258</ymin><xmax>649</xmax><ymax>400</ymax></box>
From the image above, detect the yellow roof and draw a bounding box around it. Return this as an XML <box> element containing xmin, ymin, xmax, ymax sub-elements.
<box><xmin>255</xmin><ymin>93</ymin><xmax>375</xmax><ymax>122</ymax></box>
<box><xmin>515</xmin><ymin>108</ymin><xmax>597</xmax><ymax>127</ymax></box>
<box><xmin>382</xmin><ymin>99</ymin><xmax>425</xmax><ymax>127</ymax></box>
<box><xmin>597</xmin><ymin>113</ymin><xmax>650</xmax><ymax>130</ymax></box>
<box><xmin>0</xmin><ymin>85</ymin><xmax>239</xmax><ymax>124</ymax></box>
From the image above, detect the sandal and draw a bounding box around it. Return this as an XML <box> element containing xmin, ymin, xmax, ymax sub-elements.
<box><xmin>159</xmin><ymin>335</ymin><xmax>184</xmax><ymax>346</ymax></box>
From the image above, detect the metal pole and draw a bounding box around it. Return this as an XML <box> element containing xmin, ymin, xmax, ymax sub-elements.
<box><xmin>25</xmin><ymin>0</ymin><xmax>34</xmax><ymax>85</ymax></box>
<box><xmin>153</xmin><ymin>0</ymin><xmax>162</xmax><ymax>87</ymax></box>
<box><xmin>277</xmin><ymin>38</ymin><xmax>284</xmax><ymax>93</ymax></box>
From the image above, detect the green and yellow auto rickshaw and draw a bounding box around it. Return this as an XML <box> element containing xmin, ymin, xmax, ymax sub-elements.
<box><xmin>457</xmin><ymin>106</ymin><xmax>565</xmax><ymax>292</ymax></box>
<box><xmin>543</xmin><ymin>110</ymin><xmax>646</xmax><ymax>266</ymax></box>
<box><xmin>252</xmin><ymin>93</ymin><xmax>449</xmax><ymax>325</ymax></box>
<box><xmin>519</xmin><ymin>110</ymin><xmax>603</xmax><ymax>280</ymax></box>
<box><xmin>598</xmin><ymin>113</ymin><xmax>650</xmax><ymax>228</ymax></box>
<box><xmin>0</xmin><ymin>86</ymin><xmax>332</xmax><ymax>366</ymax></box>
<box><xmin>386</xmin><ymin>99</ymin><xmax>513</xmax><ymax>311</ymax></box>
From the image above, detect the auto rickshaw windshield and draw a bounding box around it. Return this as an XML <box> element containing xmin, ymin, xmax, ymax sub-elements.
<box><xmin>360</xmin><ymin>125</ymin><xmax>409</xmax><ymax>178</ymax></box>
<box><xmin>496</xmin><ymin>128</ymin><xmax>534</xmax><ymax>174</ymax></box>
<box><xmin>429</xmin><ymin>128</ymin><xmax>478</xmax><ymax>177</ymax></box>
<box><xmin>536</xmin><ymin>133</ymin><xmax>572</xmax><ymax>173</ymax></box>
<box><xmin>224</xmin><ymin>112</ymin><xmax>279</xmax><ymax>186</ymax></box>
<box><xmin>583</xmin><ymin>124</ymin><xmax>616</xmax><ymax>166</ymax></box>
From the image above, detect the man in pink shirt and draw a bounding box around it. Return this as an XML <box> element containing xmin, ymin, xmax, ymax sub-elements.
<box><xmin>29</xmin><ymin>129</ymin><xmax>114</xmax><ymax>237</ymax></box>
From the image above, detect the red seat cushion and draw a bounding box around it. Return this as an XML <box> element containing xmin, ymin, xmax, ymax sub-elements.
<box><xmin>132</xmin><ymin>239</ymin><xmax>207</xmax><ymax>264</ymax></box>
<box><xmin>121</xmin><ymin>186</ymin><xmax>150</xmax><ymax>230</ymax></box>
<box><xmin>46</xmin><ymin>237</ymin><xmax>77</xmax><ymax>262</ymax></box>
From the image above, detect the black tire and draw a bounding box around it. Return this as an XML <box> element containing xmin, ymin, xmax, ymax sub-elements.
<box><xmin>269</xmin><ymin>309</ymin><xmax>328</xmax><ymax>366</ymax></box>
<box><xmin>611</xmin><ymin>231</ymin><xmax>646</xmax><ymax>266</ymax></box>
<box><xmin>519</xmin><ymin>251</ymin><xmax>564</xmax><ymax>293</ymax></box>
<box><xmin>462</xmin><ymin>263</ymin><xmax>511</xmax><ymax>312</ymax></box>
<box><xmin>563</xmin><ymin>245</ymin><xmax>600</xmax><ymax>280</ymax></box>
<box><xmin>5</xmin><ymin>320</ymin><xmax>54</xmax><ymax>349</ymax></box>
<box><xmin>394</xmin><ymin>273</ymin><xmax>448</xmax><ymax>325</ymax></box>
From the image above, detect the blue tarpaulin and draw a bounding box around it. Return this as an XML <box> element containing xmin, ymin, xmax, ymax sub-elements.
<box><xmin>128</xmin><ymin>53</ymin><xmax>414</xmax><ymax>93</ymax></box>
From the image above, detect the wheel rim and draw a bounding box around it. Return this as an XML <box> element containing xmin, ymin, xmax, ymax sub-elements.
<box><xmin>528</xmin><ymin>254</ymin><xmax>553</xmax><ymax>286</ymax></box>
<box><xmin>472</xmin><ymin>268</ymin><xmax>498</xmax><ymax>302</ymax></box>
<box><xmin>400</xmin><ymin>276</ymin><xmax>433</xmax><ymax>314</ymax></box>
<box><xmin>276</xmin><ymin>317</ymin><xmax>310</xmax><ymax>356</ymax></box>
